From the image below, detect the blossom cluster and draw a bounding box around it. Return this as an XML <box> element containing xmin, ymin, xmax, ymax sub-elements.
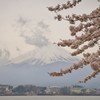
<box><xmin>47</xmin><ymin>0</ymin><xmax>82</xmax><ymax>12</ymax></box>
<box><xmin>49</xmin><ymin>51</ymin><xmax>100</xmax><ymax>82</ymax></box>
<box><xmin>48</xmin><ymin>0</ymin><xmax>100</xmax><ymax>83</ymax></box>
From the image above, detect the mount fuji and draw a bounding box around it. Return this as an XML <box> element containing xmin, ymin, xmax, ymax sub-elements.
<box><xmin>0</xmin><ymin>44</ymin><xmax>100</xmax><ymax>88</ymax></box>
<box><xmin>7</xmin><ymin>44</ymin><xmax>79</xmax><ymax>66</ymax></box>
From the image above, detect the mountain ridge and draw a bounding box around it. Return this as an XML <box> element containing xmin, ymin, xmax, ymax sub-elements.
<box><xmin>7</xmin><ymin>44</ymin><xmax>79</xmax><ymax>66</ymax></box>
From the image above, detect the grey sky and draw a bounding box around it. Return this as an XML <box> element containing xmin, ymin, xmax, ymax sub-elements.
<box><xmin>0</xmin><ymin>0</ymin><xmax>99</xmax><ymax>58</ymax></box>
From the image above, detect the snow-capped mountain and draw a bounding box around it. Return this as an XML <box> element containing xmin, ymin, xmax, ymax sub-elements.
<box><xmin>28</xmin><ymin>45</ymin><xmax>79</xmax><ymax>65</ymax></box>
<box><xmin>8</xmin><ymin>44</ymin><xmax>79</xmax><ymax>65</ymax></box>
<box><xmin>1</xmin><ymin>45</ymin><xmax>100</xmax><ymax>88</ymax></box>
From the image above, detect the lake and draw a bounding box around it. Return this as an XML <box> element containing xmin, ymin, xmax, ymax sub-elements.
<box><xmin>0</xmin><ymin>96</ymin><xmax>100</xmax><ymax>100</ymax></box>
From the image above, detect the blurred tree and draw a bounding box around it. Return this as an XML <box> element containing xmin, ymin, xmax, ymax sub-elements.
<box><xmin>60</xmin><ymin>87</ymin><xmax>70</xmax><ymax>95</ymax></box>
<box><xmin>47</xmin><ymin>0</ymin><xmax>100</xmax><ymax>83</ymax></box>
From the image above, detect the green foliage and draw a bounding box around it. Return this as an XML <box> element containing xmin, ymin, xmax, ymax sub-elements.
<box><xmin>60</xmin><ymin>87</ymin><xmax>70</xmax><ymax>95</ymax></box>
<box><xmin>12</xmin><ymin>85</ymin><xmax>46</xmax><ymax>95</ymax></box>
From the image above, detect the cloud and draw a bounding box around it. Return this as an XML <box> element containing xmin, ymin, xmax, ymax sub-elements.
<box><xmin>0</xmin><ymin>48</ymin><xmax>10</xmax><ymax>66</ymax></box>
<box><xmin>0</xmin><ymin>49</ymin><xmax>10</xmax><ymax>59</ymax></box>
<box><xmin>16</xmin><ymin>17</ymin><xmax>33</xmax><ymax>28</ymax></box>
<box><xmin>22</xmin><ymin>33</ymin><xmax>50</xmax><ymax>48</ymax></box>
<box><xmin>17</xmin><ymin>17</ymin><xmax>28</xmax><ymax>27</ymax></box>
<box><xmin>37</xmin><ymin>20</ymin><xmax>50</xmax><ymax>32</ymax></box>
<box><xmin>15</xmin><ymin>17</ymin><xmax>50</xmax><ymax>48</ymax></box>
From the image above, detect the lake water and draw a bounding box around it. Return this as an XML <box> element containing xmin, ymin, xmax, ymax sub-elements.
<box><xmin>0</xmin><ymin>96</ymin><xmax>100</xmax><ymax>100</ymax></box>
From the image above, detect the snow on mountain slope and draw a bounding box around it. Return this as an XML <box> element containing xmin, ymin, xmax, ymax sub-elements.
<box><xmin>8</xmin><ymin>44</ymin><xmax>79</xmax><ymax>65</ymax></box>
<box><xmin>29</xmin><ymin>45</ymin><xmax>79</xmax><ymax>65</ymax></box>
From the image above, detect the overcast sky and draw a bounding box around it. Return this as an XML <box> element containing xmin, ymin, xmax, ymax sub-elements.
<box><xmin>0</xmin><ymin>0</ymin><xmax>99</xmax><ymax>58</ymax></box>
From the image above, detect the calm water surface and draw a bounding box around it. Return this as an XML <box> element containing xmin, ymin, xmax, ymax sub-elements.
<box><xmin>0</xmin><ymin>96</ymin><xmax>100</xmax><ymax>100</ymax></box>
